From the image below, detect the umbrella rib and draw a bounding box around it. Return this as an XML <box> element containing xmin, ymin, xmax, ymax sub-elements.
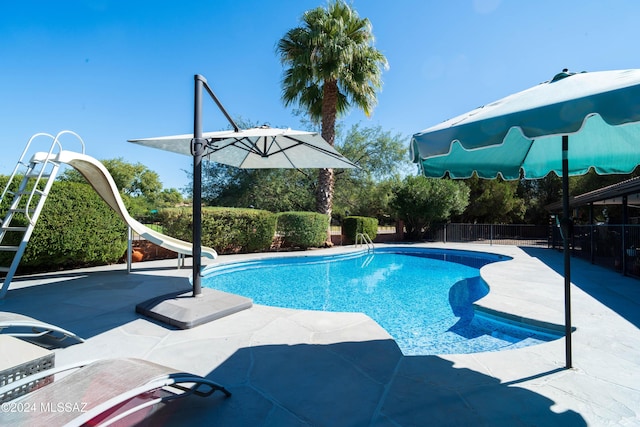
<box><xmin>270</xmin><ymin>136</ymin><xmax>295</xmax><ymax>165</ymax></box>
<box><xmin>202</xmin><ymin>133</ymin><xmax>357</xmax><ymax>168</ymax></box>
<box><xmin>274</xmin><ymin>135</ymin><xmax>358</xmax><ymax>166</ymax></box>
<box><xmin>206</xmin><ymin>137</ymin><xmax>264</xmax><ymax>156</ymax></box>
<box><xmin>519</xmin><ymin>139</ymin><xmax>536</xmax><ymax>177</ymax></box>
<box><xmin>263</xmin><ymin>136</ymin><xmax>275</xmax><ymax>157</ymax></box>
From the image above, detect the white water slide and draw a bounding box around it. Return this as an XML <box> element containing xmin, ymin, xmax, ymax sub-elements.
<box><xmin>1</xmin><ymin>131</ymin><xmax>216</xmax><ymax>298</ymax></box>
<box><xmin>48</xmin><ymin>150</ymin><xmax>218</xmax><ymax>260</ymax></box>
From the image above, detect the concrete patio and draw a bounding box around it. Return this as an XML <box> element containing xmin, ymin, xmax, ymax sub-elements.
<box><xmin>0</xmin><ymin>243</ymin><xmax>638</xmax><ymax>426</ymax></box>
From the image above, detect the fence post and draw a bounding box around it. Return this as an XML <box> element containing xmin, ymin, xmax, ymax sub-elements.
<box><xmin>590</xmin><ymin>223</ymin><xmax>595</xmax><ymax>264</ymax></box>
<box><xmin>490</xmin><ymin>224</ymin><xmax>493</xmax><ymax>246</ymax></box>
<box><xmin>395</xmin><ymin>220</ymin><xmax>404</xmax><ymax>242</ymax></box>
<box><xmin>622</xmin><ymin>196</ymin><xmax>628</xmax><ymax>276</ymax></box>
<box><xmin>127</xmin><ymin>226</ymin><xmax>132</xmax><ymax>273</ymax></box>
<box><xmin>622</xmin><ymin>222</ymin><xmax>627</xmax><ymax>276</ymax></box>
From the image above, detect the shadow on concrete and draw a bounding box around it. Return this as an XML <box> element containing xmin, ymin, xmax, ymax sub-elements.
<box><xmin>521</xmin><ymin>247</ymin><xmax>640</xmax><ymax>329</ymax></box>
<box><xmin>148</xmin><ymin>340</ymin><xmax>586</xmax><ymax>427</ymax></box>
<box><xmin>0</xmin><ymin>270</ymin><xmax>190</xmax><ymax>340</ymax></box>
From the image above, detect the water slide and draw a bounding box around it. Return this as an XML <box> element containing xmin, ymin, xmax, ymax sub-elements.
<box><xmin>37</xmin><ymin>150</ymin><xmax>217</xmax><ymax>260</ymax></box>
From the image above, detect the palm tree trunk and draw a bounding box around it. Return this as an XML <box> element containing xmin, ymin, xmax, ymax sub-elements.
<box><xmin>316</xmin><ymin>167</ymin><xmax>334</xmax><ymax>215</ymax></box>
<box><xmin>317</xmin><ymin>79</ymin><xmax>338</xmax><ymax>216</ymax></box>
<box><xmin>317</xmin><ymin>79</ymin><xmax>339</xmax><ymax>245</ymax></box>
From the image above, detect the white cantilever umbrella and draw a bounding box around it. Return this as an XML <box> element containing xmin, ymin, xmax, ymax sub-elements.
<box><xmin>411</xmin><ymin>69</ymin><xmax>640</xmax><ymax>368</ymax></box>
<box><xmin>129</xmin><ymin>126</ymin><xmax>358</xmax><ymax>170</ymax></box>
<box><xmin>129</xmin><ymin>75</ymin><xmax>356</xmax><ymax>327</ymax></box>
<box><xmin>129</xmin><ymin>127</ymin><xmax>356</xmax><ymax>300</ymax></box>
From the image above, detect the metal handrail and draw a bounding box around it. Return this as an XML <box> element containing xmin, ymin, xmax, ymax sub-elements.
<box><xmin>1</xmin><ymin>131</ymin><xmax>87</xmax><ymax>225</ymax></box>
<box><xmin>0</xmin><ymin>132</ymin><xmax>57</xmax><ymax>205</ymax></box>
<box><xmin>26</xmin><ymin>131</ymin><xmax>86</xmax><ymax>224</ymax></box>
<box><xmin>355</xmin><ymin>232</ymin><xmax>374</xmax><ymax>252</ymax></box>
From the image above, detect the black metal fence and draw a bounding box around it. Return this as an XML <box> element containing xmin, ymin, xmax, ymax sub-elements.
<box><xmin>422</xmin><ymin>222</ymin><xmax>640</xmax><ymax>278</ymax></box>
<box><xmin>561</xmin><ymin>224</ymin><xmax>640</xmax><ymax>277</ymax></box>
<box><xmin>426</xmin><ymin>223</ymin><xmax>550</xmax><ymax>247</ymax></box>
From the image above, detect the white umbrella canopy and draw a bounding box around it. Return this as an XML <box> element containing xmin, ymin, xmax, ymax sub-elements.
<box><xmin>129</xmin><ymin>126</ymin><xmax>357</xmax><ymax>170</ymax></box>
<box><xmin>410</xmin><ymin>69</ymin><xmax>640</xmax><ymax>369</ymax></box>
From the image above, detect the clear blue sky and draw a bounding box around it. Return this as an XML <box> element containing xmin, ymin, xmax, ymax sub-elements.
<box><xmin>2</xmin><ymin>0</ymin><xmax>639</xmax><ymax>191</ymax></box>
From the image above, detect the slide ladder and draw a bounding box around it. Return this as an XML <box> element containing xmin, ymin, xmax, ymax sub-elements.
<box><xmin>0</xmin><ymin>130</ymin><xmax>217</xmax><ymax>299</ymax></box>
<box><xmin>0</xmin><ymin>131</ymin><xmax>85</xmax><ymax>298</ymax></box>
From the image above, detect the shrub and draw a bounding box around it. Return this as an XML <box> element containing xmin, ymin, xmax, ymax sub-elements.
<box><xmin>155</xmin><ymin>208</ymin><xmax>195</xmax><ymax>247</ymax></box>
<box><xmin>159</xmin><ymin>207</ymin><xmax>277</xmax><ymax>254</ymax></box>
<box><xmin>391</xmin><ymin>176</ymin><xmax>469</xmax><ymax>240</ymax></box>
<box><xmin>276</xmin><ymin>212</ymin><xmax>329</xmax><ymax>249</ymax></box>
<box><xmin>342</xmin><ymin>216</ymin><xmax>378</xmax><ymax>244</ymax></box>
<box><xmin>16</xmin><ymin>181</ymin><xmax>128</xmax><ymax>271</ymax></box>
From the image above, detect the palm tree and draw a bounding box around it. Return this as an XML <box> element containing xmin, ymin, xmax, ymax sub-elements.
<box><xmin>277</xmin><ymin>0</ymin><xmax>388</xmax><ymax>220</ymax></box>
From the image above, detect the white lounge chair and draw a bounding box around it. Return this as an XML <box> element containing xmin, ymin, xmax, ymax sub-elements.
<box><xmin>0</xmin><ymin>312</ymin><xmax>84</xmax><ymax>346</ymax></box>
<box><xmin>0</xmin><ymin>358</ymin><xmax>231</xmax><ymax>426</ymax></box>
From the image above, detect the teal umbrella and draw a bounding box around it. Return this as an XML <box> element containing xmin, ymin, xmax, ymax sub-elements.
<box><xmin>411</xmin><ymin>69</ymin><xmax>640</xmax><ymax>368</ymax></box>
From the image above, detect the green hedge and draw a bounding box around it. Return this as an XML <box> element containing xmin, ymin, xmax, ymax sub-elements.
<box><xmin>159</xmin><ymin>207</ymin><xmax>277</xmax><ymax>254</ymax></box>
<box><xmin>10</xmin><ymin>181</ymin><xmax>128</xmax><ymax>272</ymax></box>
<box><xmin>276</xmin><ymin>212</ymin><xmax>329</xmax><ymax>249</ymax></box>
<box><xmin>342</xmin><ymin>216</ymin><xmax>378</xmax><ymax>244</ymax></box>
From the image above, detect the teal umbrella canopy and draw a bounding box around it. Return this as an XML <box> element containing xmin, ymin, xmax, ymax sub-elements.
<box><xmin>410</xmin><ymin>69</ymin><xmax>640</xmax><ymax>370</ymax></box>
<box><xmin>411</xmin><ymin>69</ymin><xmax>640</xmax><ymax>179</ymax></box>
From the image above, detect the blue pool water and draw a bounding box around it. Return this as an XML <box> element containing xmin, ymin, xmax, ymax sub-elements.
<box><xmin>202</xmin><ymin>247</ymin><xmax>561</xmax><ymax>355</ymax></box>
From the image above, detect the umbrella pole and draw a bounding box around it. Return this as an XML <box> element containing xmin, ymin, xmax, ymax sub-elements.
<box><xmin>191</xmin><ymin>75</ymin><xmax>205</xmax><ymax>297</ymax></box>
<box><xmin>190</xmin><ymin>74</ymin><xmax>246</xmax><ymax>297</ymax></box>
<box><xmin>562</xmin><ymin>135</ymin><xmax>573</xmax><ymax>368</ymax></box>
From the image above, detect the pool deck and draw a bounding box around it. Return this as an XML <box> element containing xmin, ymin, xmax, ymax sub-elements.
<box><xmin>1</xmin><ymin>243</ymin><xmax>639</xmax><ymax>426</ymax></box>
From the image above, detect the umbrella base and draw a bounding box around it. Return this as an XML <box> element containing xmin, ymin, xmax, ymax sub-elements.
<box><xmin>136</xmin><ymin>288</ymin><xmax>253</xmax><ymax>329</ymax></box>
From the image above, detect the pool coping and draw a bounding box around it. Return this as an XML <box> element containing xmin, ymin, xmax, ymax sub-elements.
<box><xmin>472</xmin><ymin>244</ymin><xmax>569</xmax><ymax>329</ymax></box>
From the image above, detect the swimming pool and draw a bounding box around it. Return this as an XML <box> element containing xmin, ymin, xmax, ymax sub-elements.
<box><xmin>202</xmin><ymin>247</ymin><xmax>562</xmax><ymax>355</ymax></box>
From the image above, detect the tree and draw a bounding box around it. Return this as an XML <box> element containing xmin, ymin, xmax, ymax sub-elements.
<box><xmin>155</xmin><ymin>188</ymin><xmax>184</xmax><ymax>207</ymax></box>
<box><xmin>333</xmin><ymin>123</ymin><xmax>410</xmax><ymax>222</ymax></box>
<box><xmin>334</xmin><ymin>176</ymin><xmax>400</xmax><ymax>224</ymax></box>
<box><xmin>391</xmin><ymin>176</ymin><xmax>469</xmax><ymax>240</ymax></box>
<box><xmin>200</xmin><ymin>162</ymin><xmax>244</xmax><ymax>203</ymax></box>
<box><xmin>338</xmin><ymin>123</ymin><xmax>411</xmax><ymax>181</ymax></box>
<box><xmin>205</xmin><ymin>168</ymin><xmax>315</xmax><ymax>212</ymax></box>
<box><xmin>458</xmin><ymin>176</ymin><xmax>525</xmax><ymax>223</ymax></box>
<box><xmin>277</xmin><ymin>0</ymin><xmax>388</xmax><ymax>219</ymax></box>
<box><xmin>58</xmin><ymin>157</ymin><xmax>168</xmax><ymax>219</ymax></box>
<box><xmin>59</xmin><ymin>157</ymin><xmax>163</xmax><ymax>197</ymax></box>
<box><xmin>518</xmin><ymin>175</ymin><xmax>562</xmax><ymax>225</ymax></box>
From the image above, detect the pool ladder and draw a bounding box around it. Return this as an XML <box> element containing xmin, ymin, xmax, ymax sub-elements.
<box><xmin>355</xmin><ymin>232</ymin><xmax>374</xmax><ymax>253</ymax></box>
